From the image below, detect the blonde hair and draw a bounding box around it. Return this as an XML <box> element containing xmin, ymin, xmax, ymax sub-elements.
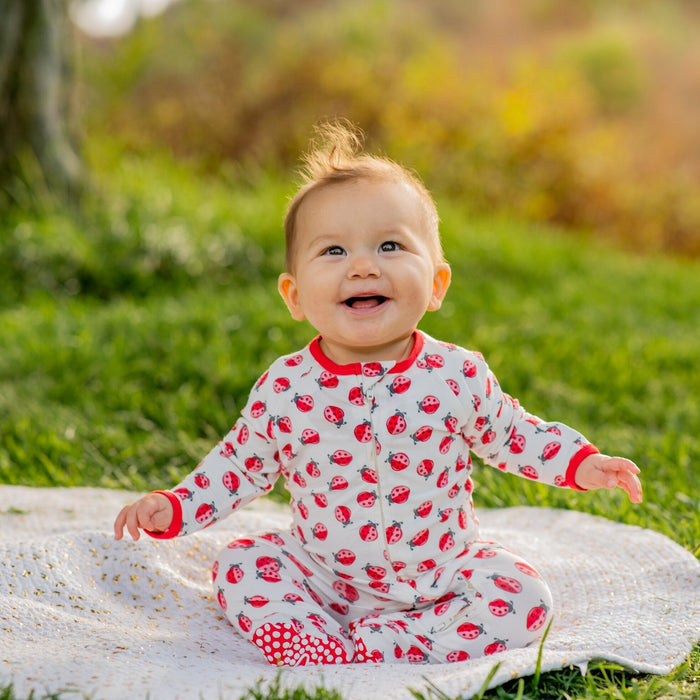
<box><xmin>283</xmin><ymin>120</ymin><xmax>443</xmax><ymax>272</ymax></box>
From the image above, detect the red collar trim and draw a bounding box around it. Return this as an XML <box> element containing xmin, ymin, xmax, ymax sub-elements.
<box><xmin>309</xmin><ymin>331</ymin><xmax>424</xmax><ymax>376</ymax></box>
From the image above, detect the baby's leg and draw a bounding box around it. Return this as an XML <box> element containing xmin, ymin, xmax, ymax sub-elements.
<box><xmin>214</xmin><ymin>531</ymin><xmax>353</xmax><ymax>666</ymax></box>
<box><xmin>350</xmin><ymin>543</ymin><xmax>552</xmax><ymax>663</ymax></box>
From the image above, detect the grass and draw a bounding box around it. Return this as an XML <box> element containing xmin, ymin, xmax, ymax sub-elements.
<box><xmin>1</xmin><ymin>140</ymin><xmax>698</xmax><ymax>699</ymax></box>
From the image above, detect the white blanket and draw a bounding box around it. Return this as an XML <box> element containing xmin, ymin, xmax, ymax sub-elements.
<box><xmin>1</xmin><ymin>486</ymin><xmax>698</xmax><ymax>700</ymax></box>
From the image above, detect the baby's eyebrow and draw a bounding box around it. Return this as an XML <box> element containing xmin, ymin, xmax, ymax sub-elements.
<box><xmin>308</xmin><ymin>234</ymin><xmax>343</xmax><ymax>250</ymax></box>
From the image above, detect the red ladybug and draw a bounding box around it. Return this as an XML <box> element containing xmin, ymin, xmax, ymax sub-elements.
<box><xmin>250</xmin><ymin>400</ymin><xmax>266</xmax><ymax>418</ymax></box>
<box><xmin>313</xmin><ymin>522</ymin><xmax>328</xmax><ymax>540</ymax></box>
<box><xmin>389</xmin><ymin>376</ymin><xmax>411</xmax><ymax>395</ymax></box>
<box><xmin>324</xmin><ymin>405</ymin><xmax>346</xmax><ymax>427</ymax></box>
<box><xmin>439</xmin><ymin>530</ymin><xmax>455</xmax><ymax>551</ymax></box>
<box><xmin>226</xmin><ymin>564</ymin><xmax>244</xmax><ymax>584</ymax></box>
<box><xmin>386</xmin><ymin>411</ymin><xmax>407</xmax><ymax>435</ymax></box>
<box><xmin>356</xmin><ymin>491</ymin><xmax>376</xmax><ymax>508</ymax></box>
<box><xmin>484</xmin><ymin>640</ymin><xmax>508</xmax><ymax>655</ymax></box>
<box><xmin>359</xmin><ymin>523</ymin><xmax>379</xmax><ymax>542</ymax></box>
<box><xmin>334</xmin><ymin>505</ymin><xmax>352</xmax><ymax>525</ymax></box>
<box><xmin>305</xmin><ymin>460</ymin><xmax>321</xmax><ymax>478</ymax></box>
<box><xmin>272</xmin><ymin>377</ymin><xmax>291</xmax><ymax>393</ymax></box>
<box><xmin>418</xmin><ymin>395</ymin><xmax>440</xmax><ymax>414</ymax></box>
<box><xmin>488</xmin><ymin>599</ymin><xmax>514</xmax><ymax>617</ymax></box>
<box><xmin>388</xmin><ymin>452</ymin><xmax>410</xmax><ymax>471</ymax></box>
<box><xmin>237</xmin><ymin>613</ymin><xmax>252</xmax><ymax>632</ymax></box>
<box><xmin>526</xmin><ymin>602</ymin><xmax>549</xmax><ymax>631</ymax></box>
<box><xmin>388</xmin><ymin>485</ymin><xmax>410</xmax><ymax>504</ymax></box>
<box><xmin>520</xmin><ymin>465</ymin><xmax>539</xmax><ymax>480</ymax></box>
<box><xmin>409</xmin><ymin>528</ymin><xmax>429</xmax><ymax>548</ymax></box>
<box><xmin>334</xmin><ymin>549</ymin><xmax>356</xmax><ymax>566</ymax></box>
<box><xmin>348</xmin><ymin>386</ymin><xmax>364</xmax><ymax>406</ymax></box>
<box><xmin>317</xmin><ymin>371</ymin><xmax>339</xmax><ymax>389</ymax></box>
<box><xmin>294</xmin><ymin>394</ymin><xmax>314</xmax><ymax>412</ymax></box>
<box><xmin>385</xmin><ymin>522</ymin><xmax>403</xmax><ymax>544</ymax></box>
<box><xmin>333</xmin><ymin>580</ymin><xmax>359</xmax><ymax>602</ymax></box>
<box><xmin>330</xmin><ymin>449</ymin><xmax>353</xmax><ymax>466</ymax></box>
<box><xmin>540</xmin><ymin>441</ymin><xmax>561</xmax><ymax>462</ymax></box>
<box><xmin>457</xmin><ymin>622</ymin><xmax>484</xmax><ymax>640</ymax></box>
<box><xmin>446</xmin><ymin>650</ymin><xmax>470</xmax><ymax>662</ymax></box>
<box><xmin>363</xmin><ymin>362</ymin><xmax>383</xmax><ymax>377</ymax></box>
<box><xmin>193</xmin><ymin>473</ymin><xmax>210</xmax><ymax>489</ymax></box>
<box><xmin>491</xmin><ymin>575</ymin><xmax>523</xmax><ymax>594</ymax></box>
<box><xmin>416</xmin><ymin>459</ymin><xmax>434</xmax><ymax>479</ymax></box>
<box><xmin>414</xmin><ymin>500</ymin><xmax>432</xmax><ymax>518</ymax></box>
<box><xmin>245</xmin><ymin>595</ymin><xmax>270</xmax><ymax>608</ymax></box>
<box><xmin>354</xmin><ymin>421</ymin><xmax>373</xmax><ymax>443</ymax></box>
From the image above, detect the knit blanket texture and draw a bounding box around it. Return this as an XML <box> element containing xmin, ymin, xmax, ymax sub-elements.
<box><xmin>1</xmin><ymin>486</ymin><xmax>698</xmax><ymax>700</ymax></box>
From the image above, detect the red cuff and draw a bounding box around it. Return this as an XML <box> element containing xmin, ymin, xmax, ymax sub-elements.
<box><xmin>564</xmin><ymin>443</ymin><xmax>600</xmax><ymax>491</ymax></box>
<box><xmin>144</xmin><ymin>490</ymin><xmax>183</xmax><ymax>539</ymax></box>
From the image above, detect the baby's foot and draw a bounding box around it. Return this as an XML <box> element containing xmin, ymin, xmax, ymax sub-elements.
<box><xmin>251</xmin><ymin>622</ymin><xmax>350</xmax><ymax>666</ymax></box>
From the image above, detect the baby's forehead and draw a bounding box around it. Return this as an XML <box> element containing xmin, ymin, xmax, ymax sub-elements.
<box><xmin>305</xmin><ymin>176</ymin><xmax>432</xmax><ymax>220</ymax></box>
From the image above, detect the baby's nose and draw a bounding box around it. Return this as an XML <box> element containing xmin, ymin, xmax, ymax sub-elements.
<box><xmin>348</xmin><ymin>252</ymin><xmax>380</xmax><ymax>278</ymax></box>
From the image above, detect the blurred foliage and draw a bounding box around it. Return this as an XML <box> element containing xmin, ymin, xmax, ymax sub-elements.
<box><xmin>75</xmin><ymin>0</ymin><xmax>700</xmax><ymax>256</ymax></box>
<box><xmin>0</xmin><ymin>139</ymin><xmax>286</xmax><ymax>305</ymax></box>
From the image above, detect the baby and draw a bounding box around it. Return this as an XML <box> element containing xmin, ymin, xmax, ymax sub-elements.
<box><xmin>114</xmin><ymin>121</ymin><xmax>642</xmax><ymax>666</ymax></box>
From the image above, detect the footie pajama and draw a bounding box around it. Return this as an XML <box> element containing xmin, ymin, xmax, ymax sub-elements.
<box><xmin>149</xmin><ymin>331</ymin><xmax>596</xmax><ymax>665</ymax></box>
<box><xmin>213</xmin><ymin>529</ymin><xmax>552</xmax><ymax>665</ymax></box>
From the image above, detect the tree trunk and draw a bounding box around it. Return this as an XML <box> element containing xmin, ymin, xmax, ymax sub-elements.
<box><xmin>0</xmin><ymin>0</ymin><xmax>82</xmax><ymax>203</ymax></box>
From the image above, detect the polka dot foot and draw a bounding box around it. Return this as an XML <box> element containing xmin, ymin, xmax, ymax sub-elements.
<box><xmin>251</xmin><ymin>623</ymin><xmax>351</xmax><ymax>666</ymax></box>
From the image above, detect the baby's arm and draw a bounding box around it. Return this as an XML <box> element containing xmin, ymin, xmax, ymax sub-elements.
<box><xmin>114</xmin><ymin>492</ymin><xmax>174</xmax><ymax>541</ymax></box>
<box><xmin>574</xmin><ymin>454</ymin><xmax>643</xmax><ymax>503</ymax></box>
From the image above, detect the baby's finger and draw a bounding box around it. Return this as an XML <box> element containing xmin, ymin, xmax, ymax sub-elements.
<box><xmin>113</xmin><ymin>506</ymin><xmax>128</xmax><ymax>540</ymax></box>
<box><xmin>125</xmin><ymin>506</ymin><xmax>142</xmax><ymax>541</ymax></box>
<box><xmin>618</xmin><ymin>471</ymin><xmax>643</xmax><ymax>503</ymax></box>
<box><xmin>609</xmin><ymin>456</ymin><xmax>640</xmax><ymax>475</ymax></box>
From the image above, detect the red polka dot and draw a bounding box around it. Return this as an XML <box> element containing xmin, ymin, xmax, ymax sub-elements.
<box><xmin>251</xmin><ymin>623</ymin><xmax>350</xmax><ymax>666</ymax></box>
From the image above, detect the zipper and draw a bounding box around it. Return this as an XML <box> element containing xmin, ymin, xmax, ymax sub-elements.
<box><xmin>364</xmin><ymin>381</ymin><xmax>394</xmax><ymax>571</ymax></box>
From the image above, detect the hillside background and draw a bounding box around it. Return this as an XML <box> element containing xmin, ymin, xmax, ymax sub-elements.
<box><xmin>77</xmin><ymin>0</ymin><xmax>700</xmax><ymax>255</ymax></box>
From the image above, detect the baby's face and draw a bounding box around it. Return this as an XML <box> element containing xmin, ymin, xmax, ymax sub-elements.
<box><xmin>278</xmin><ymin>178</ymin><xmax>451</xmax><ymax>365</ymax></box>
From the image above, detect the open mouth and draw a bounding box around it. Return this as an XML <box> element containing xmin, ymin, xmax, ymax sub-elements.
<box><xmin>343</xmin><ymin>295</ymin><xmax>388</xmax><ymax>310</ymax></box>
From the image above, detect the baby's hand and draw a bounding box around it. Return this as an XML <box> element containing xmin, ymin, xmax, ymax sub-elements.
<box><xmin>114</xmin><ymin>492</ymin><xmax>173</xmax><ymax>541</ymax></box>
<box><xmin>575</xmin><ymin>454</ymin><xmax>643</xmax><ymax>503</ymax></box>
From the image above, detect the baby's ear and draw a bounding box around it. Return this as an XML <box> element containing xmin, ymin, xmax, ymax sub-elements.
<box><xmin>428</xmin><ymin>263</ymin><xmax>451</xmax><ymax>311</ymax></box>
<box><xmin>278</xmin><ymin>273</ymin><xmax>306</xmax><ymax>321</ymax></box>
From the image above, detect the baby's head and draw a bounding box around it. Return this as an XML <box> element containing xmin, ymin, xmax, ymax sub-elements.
<box><xmin>278</xmin><ymin>121</ymin><xmax>451</xmax><ymax>365</ymax></box>
<box><xmin>283</xmin><ymin>121</ymin><xmax>444</xmax><ymax>274</ymax></box>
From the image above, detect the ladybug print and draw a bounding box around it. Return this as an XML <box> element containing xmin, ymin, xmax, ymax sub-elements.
<box><xmin>526</xmin><ymin>602</ymin><xmax>549</xmax><ymax>631</ymax></box>
<box><xmin>386</xmin><ymin>411</ymin><xmax>407</xmax><ymax>435</ymax></box>
<box><xmin>354</xmin><ymin>421</ymin><xmax>373</xmax><ymax>443</ymax></box>
<box><xmin>318</xmin><ymin>371</ymin><xmax>339</xmax><ymax>389</ymax></box>
<box><xmin>385</xmin><ymin>522</ymin><xmax>403</xmax><ymax>544</ymax></box>
<box><xmin>418</xmin><ymin>395</ymin><xmax>440</xmax><ymax>414</ymax></box>
<box><xmin>348</xmin><ymin>386</ymin><xmax>365</xmax><ymax>406</ymax></box>
<box><xmin>250</xmin><ymin>400</ymin><xmax>267</xmax><ymax>418</ymax></box>
<box><xmin>161</xmin><ymin>332</ymin><xmax>592</xmax><ymax>666</ymax></box>
<box><xmin>272</xmin><ymin>377</ymin><xmax>291</xmax><ymax>393</ymax></box>
<box><xmin>388</xmin><ymin>452</ymin><xmax>410</xmax><ymax>471</ymax></box>
<box><xmin>324</xmin><ymin>405</ymin><xmax>346</xmax><ymax>427</ymax></box>
<box><xmin>389</xmin><ymin>375</ymin><xmax>411</xmax><ymax>395</ymax></box>
<box><xmin>356</xmin><ymin>490</ymin><xmax>376</xmax><ymax>508</ymax></box>
<box><xmin>294</xmin><ymin>394</ymin><xmax>314</xmax><ymax>412</ymax></box>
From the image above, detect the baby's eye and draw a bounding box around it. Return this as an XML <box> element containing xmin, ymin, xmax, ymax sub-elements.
<box><xmin>323</xmin><ymin>245</ymin><xmax>346</xmax><ymax>256</ymax></box>
<box><xmin>379</xmin><ymin>241</ymin><xmax>401</xmax><ymax>252</ymax></box>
